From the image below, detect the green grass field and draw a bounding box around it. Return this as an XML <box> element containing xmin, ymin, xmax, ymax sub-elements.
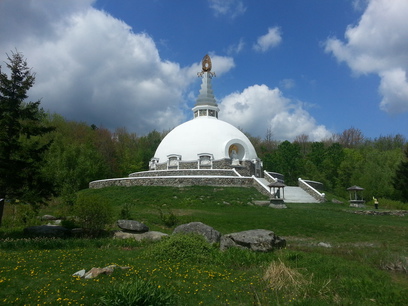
<box><xmin>1</xmin><ymin>186</ymin><xmax>407</xmax><ymax>305</ymax></box>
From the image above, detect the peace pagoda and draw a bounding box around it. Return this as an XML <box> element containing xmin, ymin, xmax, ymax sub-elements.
<box><xmin>149</xmin><ymin>54</ymin><xmax>263</xmax><ymax>177</ymax></box>
<box><xmin>89</xmin><ymin>55</ymin><xmax>325</xmax><ymax>203</ymax></box>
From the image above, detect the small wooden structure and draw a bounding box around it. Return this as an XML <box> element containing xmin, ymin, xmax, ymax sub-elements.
<box><xmin>268</xmin><ymin>181</ymin><xmax>286</xmax><ymax>205</ymax></box>
<box><xmin>347</xmin><ymin>185</ymin><xmax>365</xmax><ymax>208</ymax></box>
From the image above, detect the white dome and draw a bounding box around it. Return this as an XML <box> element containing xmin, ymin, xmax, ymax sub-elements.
<box><xmin>154</xmin><ymin>116</ymin><xmax>258</xmax><ymax>163</ymax></box>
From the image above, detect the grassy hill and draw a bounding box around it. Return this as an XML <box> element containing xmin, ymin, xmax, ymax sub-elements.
<box><xmin>1</xmin><ymin>186</ymin><xmax>407</xmax><ymax>305</ymax></box>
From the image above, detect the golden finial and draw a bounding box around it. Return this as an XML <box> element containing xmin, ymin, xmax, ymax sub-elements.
<box><xmin>198</xmin><ymin>54</ymin><xmax>216</xmax><ymax>78</ymax></box>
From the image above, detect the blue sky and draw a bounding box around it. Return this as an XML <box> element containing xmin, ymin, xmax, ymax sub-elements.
<box><xmin>1</xmin><ymin>0</ymin><xmax>407</xmax><ymax>141</ymax></box>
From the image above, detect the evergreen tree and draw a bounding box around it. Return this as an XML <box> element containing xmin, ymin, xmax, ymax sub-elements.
<box><xmin>0</xmin><ymin>51</ymin><xmax>54</xmax><ymax>225</ymax></box>
<box><xmin>393</xmin><ymin>145</ymin><xmax>408</xmax><ymax>202</ymax></box>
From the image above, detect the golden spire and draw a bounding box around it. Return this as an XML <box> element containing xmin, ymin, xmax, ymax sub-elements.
<box><xmin>198</xmin><ymin>54</ymin><xmax>216</xmax><ymax>78</ymax></box>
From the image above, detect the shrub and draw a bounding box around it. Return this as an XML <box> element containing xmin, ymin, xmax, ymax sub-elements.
<box><xmin>377</xmin><ymin>198</ymin><xmax>407</xmax><ymax>210</ymax></box>
<box><xmin>60</xmin><ymin>218</ymin><xmax>79</xmax><ymax>229</ymax></box>
<box><xmin>214</xmin><ymin>246</ymin><xmax>275</xmax><ymax>268</ymax></box>
<box><xmin>73</xmin><ymin>194</ymin><xmax>113</xmax><ymax>233</ymax></box>
<box><xmin>99</xmin><ymin>279</ymin><xmax>178</xmax><ymax>306</ymax></box>
<box><xmin>147</xmin><ymin>233</ymin><xmax>215</xmax><ymax>263</ymax></box>
<box><xmin>119</xmin><ymin>203</ymin><xmax>134</xmax><ymax>220</ymax></box>
<box><xmin>157</xmin><ymin>206</ymin><xmax>179</xmax><ymax>227</ymax></box>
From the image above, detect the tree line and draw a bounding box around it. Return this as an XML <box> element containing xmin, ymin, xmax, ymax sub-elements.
<box><xmin>1</xmin><ymin>52</ymin><xmax>407</xmax><ymax>225</ymax></box>
<box><xmin>249</xmin><ymin>129</ymin><xmax>407</xmax><ymax>201</ymax></box>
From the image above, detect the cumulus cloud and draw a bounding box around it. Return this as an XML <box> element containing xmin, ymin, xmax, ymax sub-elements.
<box><xmin>325</xmin><ymin>0</ymin><xmax>408</xmax><ymax>114</ymax></box>
<box><xmin>0</xmin><ymin>0</ymin><xmax>236</xmax><ymax>134</ymax></box>
<box><xmin>218</xmin><ymin>84</ymin><xmax>332</xmax><ymax>141</ymax></box>
<box><xmin>208</xmin><ymin>0</ymin><xmax>246</xmax><ymax>19</ymax></box>
<box><xmin>253</xmin><ymin>27</ymin><xmax>282</xmax><ymax>53</ymax></box>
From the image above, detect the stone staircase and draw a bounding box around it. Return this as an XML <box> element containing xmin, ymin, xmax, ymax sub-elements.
<box><xmin>283</xmin><ymin>186</ymin><xmax>320</xmax><ymax>203</ymax></box>
<box><xmin>255</xmin><ymin>178</ymin><xmax>320</xmax><ymax>203</ymax></box>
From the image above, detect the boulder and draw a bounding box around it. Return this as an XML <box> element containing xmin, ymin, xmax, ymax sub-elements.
<box><xmin>41</xmin><ymin>214</ymin><xmax>58</xmax><ymax>221</ymax></box>
<box><xmin>117</xmin><ymin>220</ymin><xmax>149</xmax><ymax>233</ymax></box>
<box><xmin>114</xmin><ymin>231</ymin><xmax>168</xmax><ymax>241</ymax></box>
<box><xmin>173</xmin><ymin>222</ymin><xmax>221</xmax><ymax>244</ymax></box>
<box><xmin>74</xmin><ymin>265</ymin><xmax>131</xmax><ymax>279</ymax></box>
<box><xmin>318</xmin><ymin>242</ymin><xmax>332</xmax><ymax>248</ymax></box>
<box><xmin>220</xmin><ymin>229</ymin><xmax>286</xmax><ymax>252</ymax></box>
<box><xmin>23</xmin><ymin>225</ymin><xmax>70</xmax><ymax>238</ymax></box>
<box><xmin>72</xmin><ymin>269</ymin><xmax>86</xmax><ymax>278</ymax></box>
<box><xmin>84</xmin><ymin>266</ymin><xmax>115</xmax><ymax>279</ymax></box>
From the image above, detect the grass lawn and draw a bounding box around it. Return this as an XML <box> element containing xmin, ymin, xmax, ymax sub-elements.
<box><xmin>1</xmin><ymin>186</ymin><xmax>407</xmax><ymax>305</ymax></box>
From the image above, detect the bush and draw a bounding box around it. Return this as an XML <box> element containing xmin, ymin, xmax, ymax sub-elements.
<box><xmin>99</xmin><ymin>279</ymin><xmax>178</xmax><ymax>306</ymax></box>
<box><xmin>377</xmin><ymin>198</ymin><xmax>407</xmax><ymax>210</ymax></box>
<box><xmin>73</xmin><ymin>194</ymin><xmax>113</xmax><ymax>233</ymax></box>
<box><xmin>120</xmin><ymin>203</ymin><xmax>134</xmax><ymax>220</ymax></box>
<box><xmin>147</xmin><ymin>233</ymin><xmax>215</xmax><ymax>263</ymax></box>
<box><xmin>157</xmin><ymin>206</ymin><xmax>179</xmax><ymax>227</ymax></box>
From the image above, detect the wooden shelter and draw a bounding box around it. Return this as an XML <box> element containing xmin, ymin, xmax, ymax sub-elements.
<box><xmin>347</xmin><ymin>185</ymin><xmax>365</xmax><ymax>207</ymax></box>
<box><xmin>268</xmin><ymin>181</ymin><xmax>286</xmax><ymax>204</ymax></box>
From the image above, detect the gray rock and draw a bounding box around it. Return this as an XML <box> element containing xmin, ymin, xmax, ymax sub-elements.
<box><xmin>84</xmin><ymin>267</ymin><xmax>113</xmax><ymax>279</ymax></box>
<box><xmin>47</xmin><ymin>219</ymin><xmax>62</xmax><ymax>226</ymax></box>
<box><xmin>114</xmin><ymin>230</ymin><xmax>168</xmax><ymax>241</ymax></box>
<box><xmin>76</xmin><ymin>265</ymin><xmax>131</xmax><ymax>279</ymax></box>
<box><xmin>71</xmin><ymin>228</ymin><xmax>84</xmax><ymax>236</ymax></box>
<box><xmin>173</xmin><ymin>222</ymin><xmax>221</xmax><ymax>244</ymax></box>
<box><xmin>220</xmin><ymin>229</ymin><xmax>286</xmax><ymax>252</ymax></box>
<box><xmin>117</xmin><ymin>220</ymin><xmax>149</xmax><ymax>233</ymax></box>
<box><xmin>72</xmin><ymin>269</ymin><xmax>86</xmax><ymax>278</ymax></box>
<box><xmin>41</xmin><ymin>214</ymin><xmax>58</xmax><ymax>221</ymax></box>
<box><xmin>23</xmin><ymin>225</ymin><xmax>70</xmax><ymax>238</ymax></box>
<box><xmin>269</xmin><ymin>203</ymin><xmax>287</xmax><ymax>209</ymax></box>
<box><xmin>318</xmin><ymin>242</ymin><xmax>332</xmax><ymax>248</ymax></box>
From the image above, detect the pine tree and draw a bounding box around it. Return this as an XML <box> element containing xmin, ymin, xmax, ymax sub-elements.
<box><xmin>0</xmin><ymin>51</ymin><xmax>54</xmax><ymax>225</ymax></box>
<box><xmin>392</xmin><ymin>145</ymin><xmax>408</xmax><ymax>202</ymax></box>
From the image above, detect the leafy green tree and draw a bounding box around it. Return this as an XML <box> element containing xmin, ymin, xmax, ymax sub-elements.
<box><xmin>113</xmin><ymin>127</ymin><xmax>144</xmax><ymax>175</ymax></box>
<box><xmin>335</xmin><ymin>148</ymin><xmax>364</xmax><ymax>197</ymax></box>
<box><xmin>137</xmin><ymin>130</ymin><xmax>163</xmax><ymax>170</ymax></box>
<box><xmin>272</xmin><ymin>140</ymin><xmax>303</xmax><ymax>185</ymax></box>
<box><xmin>321</xmin><ymin>143</ymin><xmax>345</xmax><ymax>189</ymax></box>
<box><xmin>0</xmin><ymin>51</ymin><xmax>54</xmax><ymax>225</ymax></box>
<box><xmin>393</xmin><ymin>145</ymin><xmax>408</xmax><ymax>202</ymax></box>
<box><xmin>359</xmin><ymin>148</ymin><xmax>402</xmax><ymax>200</ymax></box>
<box><xmin>42</xmin><ymin>115</ymin><xmax>110</xmax><ymax>204</ymax></box>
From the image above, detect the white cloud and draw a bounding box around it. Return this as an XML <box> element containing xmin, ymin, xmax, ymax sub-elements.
<box><xmin>226</xmin><ymin>38</ymin><xmax>245</xmax><ymax>55</ymax></box>
<box><xmin>208</xmin><ymin>0</ymin><xmax>246</xmax><ymax>19</ymax></box>
<box><xmin>253</xmin><ymin>27</ymin><xmax>282</xmax><ymax>53</ymax></box>
<box><xmin>325</xmin><ymin>0</ymin><xmax>408</xmax><ymax>114</ymax></box>
<box><xmin>218</xmin><ymin>84</ymin><xmax>332</xmax><ymax>141</ymax></box>
<box><xmin>379</xmin><ymin>68</ymin><xmax>408</xmax><ymax>113</ymax></box>
<box><xmin>279</xmin><ymin>79</ymin><xmax>295</xmax><ymax>90</ymax></box>
<box><xmin>0</xmin><ymin>0</ymin><xmax>236</xmax><ymax>134</ymax></box>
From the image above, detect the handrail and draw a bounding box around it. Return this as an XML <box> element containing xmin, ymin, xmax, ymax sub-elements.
<box><xmin>263</xmin><ymin>170</ymin><xmax>277</xmax><ymax>183</ymax></box>
<box><xmin>298</xmin><ymin>178</ymin><xmax>326</xmax><ymax>202</ymax></box>
<box><xmin>252</xmin><ymin>175</ymin><xmax>272</xmax><ymax>196</ymax></box>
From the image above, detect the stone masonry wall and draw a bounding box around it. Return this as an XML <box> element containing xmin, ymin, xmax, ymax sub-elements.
<box><xmin>90</xmin><ymin>176</ymin><xmax>255</xmax><ymax>189</ymax></box>
<box><xmin>153</xmin><ymin>158</ymin><xmax>257</xmax><ymax>176</ymax></box>
<box><xmin>129</xmin><ymin>169</ymin><xmax>238</xmax><ymax>178</ymax></box>
<box><xmin>90</xmin><ymin>175</ymin><xmax>271</xmax><ymax>197</ymax></box>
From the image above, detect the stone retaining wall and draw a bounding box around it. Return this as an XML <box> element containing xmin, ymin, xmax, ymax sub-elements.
<box><xmin>89</xmin><ymin>175</ymin><xmax>271</xmax><ymax>197</ymax></box>
<box><xmin>129</xmin><ymin>169</ymin><xmax>238</xmax><ymax>177</ymax></box>
<box><xmin>153</xmin><ymin>158</ymin><xmax>257</xmax><ymax>177</ymax></box>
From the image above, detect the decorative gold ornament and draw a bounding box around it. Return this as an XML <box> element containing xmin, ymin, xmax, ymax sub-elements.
<box><xmin>202</xmin><ymin>54</ymin><xmax>212</xmax><ymax>72</ymax></box>
<box><xmin>198</xmin><ymin>54</ymin><xmax>216</xmax><ymax>78</ymax></box>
